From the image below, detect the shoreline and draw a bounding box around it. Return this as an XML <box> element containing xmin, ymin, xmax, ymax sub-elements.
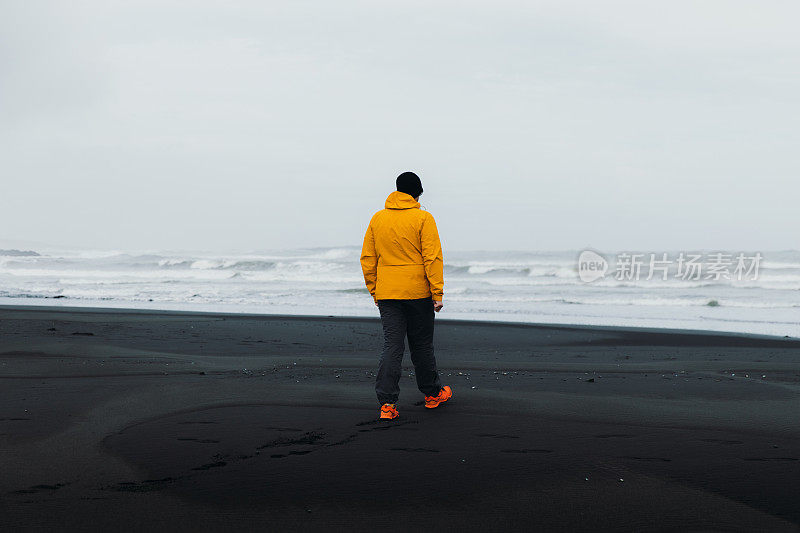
<box><xmin>2</xmin><ymin>303</ymin><xmax>798</xmax><ymax>343</ymax></box>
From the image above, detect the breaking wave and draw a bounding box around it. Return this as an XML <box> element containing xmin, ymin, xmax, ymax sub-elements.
<box><xmin>1</xmin><ymin>247</ymin><xmax>799</xmax><ymax>337</ymax></box>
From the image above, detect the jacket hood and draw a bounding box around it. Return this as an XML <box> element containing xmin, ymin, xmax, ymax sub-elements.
<box><xmin>385</xmin><ymin>191</ymin><xmax>420</xmax><ymax>210</ymax></box>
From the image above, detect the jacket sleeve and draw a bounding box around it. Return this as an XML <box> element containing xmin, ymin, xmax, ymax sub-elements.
<box><xmin>420</xmin><ymin>213</ymin><xmax>444</xmax><ymax>301</ymax></box>
<box><xmin>360</xmin><ymin>217</ymin><xmax>378</xmax><ymax>301</ymax></box>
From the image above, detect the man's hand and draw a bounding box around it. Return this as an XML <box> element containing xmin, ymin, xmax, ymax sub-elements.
<box><xmin>433</xmin><ymin>300</ymin><xmax>443</xmax><ymax>312</ymax></box>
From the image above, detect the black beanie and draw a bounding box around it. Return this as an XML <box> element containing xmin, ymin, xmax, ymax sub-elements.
<box><xmin>396</xmin><ymin>171</ymin><xmax>423</xmax><ymax>198</ymax></box>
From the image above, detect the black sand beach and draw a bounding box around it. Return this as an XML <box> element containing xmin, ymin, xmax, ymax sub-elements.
<box><xmin>1</xmin><ymin>305</ymin><xmax>798</xmax><ymax>532</ymax></box>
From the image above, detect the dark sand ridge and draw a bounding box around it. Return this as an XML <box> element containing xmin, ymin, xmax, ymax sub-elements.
<box><xmin>1</xmin><ymin>305</ymin><xmax>798</xmax><ymax>532</ymax></box>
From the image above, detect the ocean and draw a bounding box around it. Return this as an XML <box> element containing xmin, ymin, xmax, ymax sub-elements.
<box><xmin>1</xmin><ymin>247</ymin><xmax>798</xmax><ymax>338</ymax></box>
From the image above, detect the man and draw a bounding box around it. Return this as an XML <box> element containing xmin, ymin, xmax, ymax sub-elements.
<box><xmin>360</xmin><ymin>171</ymin><xmax>453</xmax><ymax>420</ymax></box>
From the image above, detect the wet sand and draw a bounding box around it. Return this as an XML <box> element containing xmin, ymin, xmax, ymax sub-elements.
<box><xmin>1</xmin><ymin>305</ymin><xmax>799</xmax><ymax>532</ymax></box>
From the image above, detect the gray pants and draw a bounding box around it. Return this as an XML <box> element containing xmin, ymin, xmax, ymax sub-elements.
<box><xmin>376</xmin><ymin>297</ymin><xmax>442</xmax><ymax>404</ymax></box>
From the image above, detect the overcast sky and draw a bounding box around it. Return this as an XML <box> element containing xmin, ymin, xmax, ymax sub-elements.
<box><xmin>2</xmin><ymin>0</ymin><xmax>798</xmax><ymax>252</ymax></box>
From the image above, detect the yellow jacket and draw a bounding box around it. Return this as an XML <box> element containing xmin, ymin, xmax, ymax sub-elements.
<box><xmin>360</xmin><ymin>191</ymin><xmax>444</xmax><ymax>301</ymax></box>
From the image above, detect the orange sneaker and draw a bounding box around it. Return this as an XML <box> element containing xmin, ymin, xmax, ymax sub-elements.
<box><xmin>424</xmin><ymin>385</ymin><xmax>452</xmax><ymax>409</ymax></box>
<box><xmin>380</xmin><ymin>403</ymin><xmax>399</xmax><ymax>419</ymax></box>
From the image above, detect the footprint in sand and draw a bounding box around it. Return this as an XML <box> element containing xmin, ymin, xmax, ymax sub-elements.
<box><xmin>256</xmin><ymin>431</ymin><xmax>325</xmax><ymax>449</ymax></box>
<box><xmin>13</xmin><ymin>482</ymin><xmax>69</xmax><ymax>494</ymax></box>
<box><xmin>271</xmin><ymin>450</ymin><xmax>314</xmax><ymax>459</ymax></box>
<box><xmin>191</xmin><ymin>461</ymin><xmax>227</xmax><ymax>470</ymax></box>
<box><xmin>326</xmin><ymin>434</ymin><xmax>358</xmax><ymax>447</ymax></box>
<box><xmin>357</xmin><ymin>420</ymin><xmax>418</xmax><ymax>432</ymax></box>
<box><xmin>113</xmin><ymin>477</ymin><xmax>177</xmax><ymax>493</ymax></box>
